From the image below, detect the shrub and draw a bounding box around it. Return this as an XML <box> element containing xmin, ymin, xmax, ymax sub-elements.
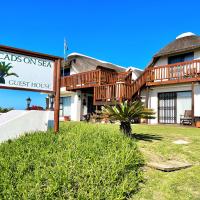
<box><xmin>0</xmin><ymin>122</ymin><xmax>144</xmax><ymax>199</ymax></box>
<box><xmin>0</xmin><ymin>107</ymin><xmax>13</xmax><ymax>113</ymax></box>
<box><xmin>27</xmin><ymin>105</ymin><xmax>44</xmax><ymax>110</ymax></box>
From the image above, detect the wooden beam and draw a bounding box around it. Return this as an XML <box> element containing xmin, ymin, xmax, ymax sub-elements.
<box><xmin>147</xmin><ymin>77</ymin><xmax>200</xmax><ymax>86</ymax></box>
<box><xmin>146</xmin><ymin>87</ymin><xmax>149</xmax><ymax>108</ymax></box>
<box><xmin>145</xmin><ymin>86</ymin><xmax>149</xmax><ymax>124</ymax></box>
<box><xmin>54</xmin><ymin>59</ymin><xmax>61</xmax><ymax>133</ymax></box>
<box><xmin>0</xmin><ymin>44</ymin><xmax>62</xmax><ymax>60</ymax></box>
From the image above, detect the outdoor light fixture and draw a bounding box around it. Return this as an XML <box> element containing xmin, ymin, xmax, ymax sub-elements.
<box><xmin>26</xmin><ymin>97</ymin><xmax>31</xmax><ymax>109</ymax></box>
<box><xmin>48</xmin><ymin>93</ymin><xmax>55</xmax><ymax>110</ymax></box>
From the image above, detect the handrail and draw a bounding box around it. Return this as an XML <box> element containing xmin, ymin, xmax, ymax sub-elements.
<box><xmin>148</xmin><ymin>59</ymin><xmax>200</xmax><ymax>83</ymax></box>
<box><xmin>61</xmin><ymin>69</ymin><xmax>132</xmax><ymax>89</ymax></box>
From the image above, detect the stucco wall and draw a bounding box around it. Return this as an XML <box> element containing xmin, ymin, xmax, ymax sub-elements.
<box><xmin>145</xmin><ymin>83</ymin><xmax>200</xmax><ymax>124</ymax></box>
<box><xmin>154</xmin><ymin>49</ymin><xmax>200</xmax><ymax>67</ymax></box>
<box><xmin>154</xmin><ymin>56</ymin><xmax>168</xmax><ymax>66</ymax></box>
<box><xmin>0</xmin><ymin>110</ymin><xmax>54</xmax><ymax>142</ymax></box>
<box><xmin>194</xmin><ymin>49</ymin><xmax>200</xmax><ymax>60</ymax></box>
<box><xmin>60</xmin><ymin>90</ymin><xmax>82</xmax><ymax>121</ymax></box>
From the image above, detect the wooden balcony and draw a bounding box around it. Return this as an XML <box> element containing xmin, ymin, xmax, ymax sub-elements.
<box><xmin>147</xmin><ymin>59</ymin><xmax>200</xmax><ymax>86</ymax></box>
<box><xmin>94</xmin><ymin>59</ymin><xmax>200</xmax><ymax>105</ymax></box>
<box><xmin>61</xmin><ymin>69</ymin><xmax>132</xmax><ymax>90</ymax></box>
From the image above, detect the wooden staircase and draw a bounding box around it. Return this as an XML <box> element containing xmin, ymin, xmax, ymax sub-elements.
<box><xmin>93</xmin><ymin>69</ymin><xmax>149</xmax><ymax>105</ymax></box>
<box><xmin>93</xmin><ymin>59</ymin><xmax>200</xmax><ymax>105</ymax></box>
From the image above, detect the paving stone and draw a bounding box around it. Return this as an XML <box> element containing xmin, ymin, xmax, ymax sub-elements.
<box><xmin>147</xmin><ymin>160</ymin><xmax>192</xmax><ymax>172</ymax></box>
<box><xmin>173</xmin><ymin>139</ymin><xmax>190</xmax><ymax>144</ymax></box>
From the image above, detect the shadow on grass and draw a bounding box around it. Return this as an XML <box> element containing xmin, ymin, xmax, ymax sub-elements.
<box><xmin>130</xmin><ymin>133</ymin><xmax>163</xmax><ymax>142</ymax></box>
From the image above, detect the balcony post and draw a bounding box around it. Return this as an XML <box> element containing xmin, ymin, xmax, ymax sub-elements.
<box><xmin>99</xmin><ymin>70</ymin><xmax>101</xmax><ymax>85</ymax></box>
<box><xmin>145</xmin><ymin>86</ymin><xmax>149</xmax><ymax>124</ymax></box>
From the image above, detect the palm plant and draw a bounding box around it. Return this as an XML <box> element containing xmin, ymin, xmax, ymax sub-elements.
<box><xmin>102</xmin><ymin>100</ymin><xmax>155</xmax><ymax>137</ymax></box>
<box><xmin>0</xmin><ymin>62</ymin><xmax>19</xmax><ymax>84</ymax></box>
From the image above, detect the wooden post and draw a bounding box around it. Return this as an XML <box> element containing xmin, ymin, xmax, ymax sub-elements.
<box><xmin>146</xmin><ymin>86</ymin><xmax>149</xmax><ymax>124</ymax></box>
<box><xmin>146</xmin><ymin>87</ymin><xmax>149</xmax><ymax>108</ymax></box>
<box><xmin>192</xmin><ymin>82</ymin><xmax>195</xmax><ymax>126</ymax></box>
<box><xmin>54</xmin><ymin>59</ymin><xmax>61</xmax><ymax>133</ymax></box>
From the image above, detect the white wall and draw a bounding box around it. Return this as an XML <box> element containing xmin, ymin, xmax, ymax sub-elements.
<box><xmin>154</xmin><ymin>49</ymin><xmax>200</xmax><ymax>67</ymax></box>
<box><xmin>177</xmin><ymin>92</ymin><xmax>192</xmax><ymax>123</ymax></box>
<box><xmin>0</xmin><ymin>110</ymin><xmax>54</xmax><ymax>142</ymax></box>
<box><xmin>194</xmin><ymin>84</ymin><xmax>200</xmax><ymax>116</ymax></box>
<box><xmin>71</xmin><ymin>91</ymin><xmax>82</xmax><ymax>121</ymax></box>
<box><xmin>154</xmin><ymin>56</ymin><xmax>168</xmax><ymax>66</ymax></box>
<box><xmin>60</xmin><ymin>90</ymin><xmax>82</xmax><ymax>121</ymax></box>
<box><xmin>146</xmin><ymin>83</ymin><xmax>200</xmax><ymax>124</ymax></box>
<box><xmin>194</xmin><ymin>49</ymin><xmax>200</xmax><ymax>60</ymax></box>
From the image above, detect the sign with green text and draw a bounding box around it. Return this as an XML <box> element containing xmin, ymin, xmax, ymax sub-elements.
<box><xmin>0</xmin><ymin>51</ymin><xmax>54</xmax><ymax>91</ymax></box>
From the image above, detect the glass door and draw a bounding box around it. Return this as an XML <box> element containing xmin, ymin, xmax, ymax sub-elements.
<box><xmin>158</xmin><ymin>92</ymin><xmax>177</xmax><ymax>124</ymax></box>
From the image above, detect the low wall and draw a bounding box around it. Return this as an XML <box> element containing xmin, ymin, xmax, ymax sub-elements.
<box><xmin>0</xmin><ymin>110</ymin><xmax>54</xmax><ymax>142</ymax></box>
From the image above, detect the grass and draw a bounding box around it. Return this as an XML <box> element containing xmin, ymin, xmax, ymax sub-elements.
<box><xmin>0</xmin><ymin>122</ymin><xmax>199</xmax><ymax>199</ymax></box>
<box><xmin>132</xmin><ymin>124</ymin><xmax>200</xmax><ymax>200</ymax></box>
<box><xmin>0</xmin><ymin>122</ymin><xmax>143</xmax><ymax>200</ymax></box>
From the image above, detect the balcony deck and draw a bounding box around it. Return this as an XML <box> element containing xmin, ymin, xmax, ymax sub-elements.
<box><xmin>60</xmin><ymin>60</ymin><xmax>200</xmax><ymax>105</ymax></box>
<box><xmin>146</xmin><ymin>59</ymin><xmax>200</xmax><ymax>86</ymax></box>
<box><xmin>61</xmin><ymin>69</ymin><xmax>132</xmax><ymax>90</ymax></box>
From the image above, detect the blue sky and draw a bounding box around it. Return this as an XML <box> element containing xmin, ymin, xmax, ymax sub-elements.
<box><xmin>1</xmin><ymin>0</ymin><xmax>200</xmax><ymax>109</ymax></box>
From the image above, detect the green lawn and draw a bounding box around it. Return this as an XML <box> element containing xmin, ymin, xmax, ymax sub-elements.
<box><xmin>132</xmin><ymin>124</ymin><xmax>200</xmax><ymax>200</ymax></box>
<box><xmin>0</xmin><ymin>122</ymin><xmax>199</xmax><ymax>199</ymax></box>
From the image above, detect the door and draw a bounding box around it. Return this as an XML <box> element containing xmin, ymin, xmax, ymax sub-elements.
<box><xmin>87</xmin><ymin>96</ymin><xmax>95</xmax><ymax>114</ymax></box>
<box><xmin>158</xmin><ymin>92</ymin><xmax>177</xmax><ymax>124</ymax></box>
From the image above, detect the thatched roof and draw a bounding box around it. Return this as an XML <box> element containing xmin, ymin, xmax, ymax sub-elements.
<box><xmin>65</xmin><ymin>52</ymin><xmax>127</xmax><ymax>72</ymax></box>
<box><xmin>154</xmin><ymin>33</ymin><xmax>200</xmax><ymax>58</ymax></box>
<box><xmin>63</xmin><ymin>53</ymin><xmax>143</xmax><ymax>80</ymax></box>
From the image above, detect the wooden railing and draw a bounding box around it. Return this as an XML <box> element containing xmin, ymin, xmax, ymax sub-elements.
<box><xmin>94</xmin><ymin>70</ymin><xmax>147</xmax><ymax>104</ymax></box>
<box><xmin>61</xmin><ymin>69</ymin><xmax>132</xmax><ymax>89</ymax></box>
<box><xmin>94</xmin><ymin>59</ymin><xmax>200</xmax><ymax>104</ymax></box>
<box><xmin>61</xmin><ymin>59</ymin><xmax>200</xmax><ymax>104</ymax></box>
<box><xmin>61</xmin><ymin>70</ymin><xmax>101</xmax><ymax>89</ymax></box>
<box><xmin>147</xmin><ymin>59</ymin><xmax>200</xmax><ymax>85</ymax></box>
<box><xmin>94</xmin><ymin>83</ymin><xmax>134</xmax><ymax>103</ymax></box>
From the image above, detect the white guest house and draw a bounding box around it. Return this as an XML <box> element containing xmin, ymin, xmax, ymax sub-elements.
<box><xmin>60</xmin><ymin>32</ymin><xmax>200</xmax><ymax>126</ymax></box>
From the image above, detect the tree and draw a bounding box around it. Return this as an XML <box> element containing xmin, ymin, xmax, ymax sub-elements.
<box><xmin>0</xmin><ymin>62</ymin><xmax>18</xmax><ymax>84</ymax></box>
<box><xmin>102</xmin><ymin>100</ymin><xmax>155</xmax><ymax>137</ymax></box>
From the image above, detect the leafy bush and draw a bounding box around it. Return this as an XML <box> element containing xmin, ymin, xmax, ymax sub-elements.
<box><xmin>27</xmin><ymin>105</ymin><xmax>44</xmax><ymax>110</ymax></box>
<box><xmin>0</xmin><ymin>122</ymin><xmax>144</xmax><ymax>199</ymax></box>
<box><xmin>0</xmin><ymin>107</ymin><xmax>13</xmax><ymax>113</ymax></box>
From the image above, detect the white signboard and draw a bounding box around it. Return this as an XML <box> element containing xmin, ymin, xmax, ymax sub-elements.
<box><xmin>0</xmin><ymin>51</ymin><xmax>54</xmax><ymax>91</ymax></box>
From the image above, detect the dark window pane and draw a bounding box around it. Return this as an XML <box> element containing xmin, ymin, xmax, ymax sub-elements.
<box><xmin>61</xmin><ymin>68</ymin><xmax>70</xmax><ymax>77</ymax></box>
<box><xmin>168</xmin><ymin>52</ymin><xmax>194</xmax><ymax>64</ymax></box>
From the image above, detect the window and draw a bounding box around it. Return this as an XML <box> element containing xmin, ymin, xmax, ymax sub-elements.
<box><xmin>168</xmin><ymin>52</ymin><xmax>194</xmax><ymax>64</ymax></box>
<box><xmin>61</xmin><ymin>68</ymin><xmax>70</xmax><ymax>77</ymax></box>
<box><xmin>59</xmin><ymin>97</ymin><xmax>71</xmax><ymax>117</ymax></box>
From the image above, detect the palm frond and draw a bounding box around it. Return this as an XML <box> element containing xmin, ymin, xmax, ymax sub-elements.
<box><xmin>102</xmin><ymin>100</ymin><xmax>155</xmax><ymax>122</ymax></box>
<box><xmin>0</xmin><ymin>62</ymin><xmax>18</xmax><ymax>78</ymax></box>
